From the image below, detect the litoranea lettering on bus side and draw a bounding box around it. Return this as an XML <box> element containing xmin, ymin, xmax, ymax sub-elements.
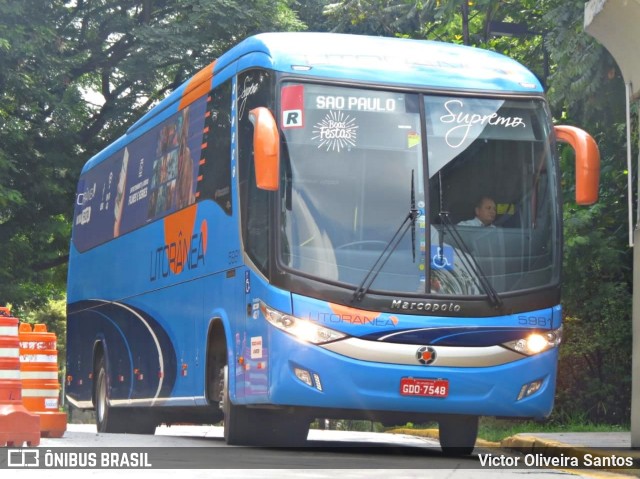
<box><xmin>149</xmin><ymin>204</ymin><xmax>208</xmax><ymax>281</ymax></box>
<box><xmin>149</xmin><ymin>229</ymin><xmax>206</xmax><ymax>281</ymax></box>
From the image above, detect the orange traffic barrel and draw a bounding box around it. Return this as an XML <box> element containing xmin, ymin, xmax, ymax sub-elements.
<box><xmin>19</xmin><ymin>323</ymin><xmax>67</xmax><ymax>438</ymax></box>
<box><xmin>0</xmin><ymin>314</ymin><xmax>40</xmax><ymax>446</ymax></box>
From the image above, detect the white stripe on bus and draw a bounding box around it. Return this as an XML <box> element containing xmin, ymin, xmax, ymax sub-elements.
<box><xmin>113</xmin><ymin>302</ymin><xmax>164</xmax><ymax>403</ymax></box>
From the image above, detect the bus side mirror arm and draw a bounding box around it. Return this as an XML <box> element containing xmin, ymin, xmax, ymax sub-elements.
<box><xmin>249</xmin><ymin>107</ymin><xmax>280</xmax><ymax>191</ymax></box>
<box><xmin>554</xmin><ymin>125</ymin><xmax>600</xmax><ymax>205</ymax></box>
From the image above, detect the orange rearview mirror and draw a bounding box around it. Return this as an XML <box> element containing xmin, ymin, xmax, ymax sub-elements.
<box><xmin>249</xmin><ymin>107</ymin><xmax>280</xmax><ymax>191</ymax></box>
<box><xmin>554</xmin><ymin>125</ymin><xmax>600</xmax><ymax>205</ymax></box>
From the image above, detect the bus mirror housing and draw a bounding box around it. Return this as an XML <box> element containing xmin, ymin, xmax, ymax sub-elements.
<box><xmin>249</xmin><ymin>107</ymin><xmax>280</xmax><ymax>191</ymax></box>
<box><xmin>554</xmin><ymin>125</ymin><xmax>600</xmax><ymax>205</ymax></box>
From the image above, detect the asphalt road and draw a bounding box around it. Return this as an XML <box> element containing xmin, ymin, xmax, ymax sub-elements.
<box><xmin>3</xmin><ymin>424</ymin><xmax>626</xmax><ymax>479</ymax></box>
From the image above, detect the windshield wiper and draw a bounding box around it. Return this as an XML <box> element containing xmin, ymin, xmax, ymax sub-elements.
<box><xmin>351</xmin><ymin>172</ymin><xmax>419</xmax><ymax>303</ymax></box>
<box><xmin>438</xmin><ymin>212</ymin><xmax>503</xmax><ymax>308</ymax></box>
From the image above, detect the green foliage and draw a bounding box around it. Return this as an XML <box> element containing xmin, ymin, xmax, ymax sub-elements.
<box><xmin>543</xmin><ymin>0</ymin><xmax>632</xmax><ymax>424</ymax></box>
<box><xmin>477</xmin><ymin>416</ymin><xmax>628</xmax><ymax>443</ymax></box>
<box><xmin>0</xmin><ymin>0</ymin><xmax>304</xmax><ymax>309</ymax></box>
<box><xmin>543</xmin><ymin>0</ymin><xmax>626</xmax><ymax>126</ymax></box>
<box><xmin>556</xmin><ymin>136</ymin><xmax>632</xmax><ymax>423</ymax></box>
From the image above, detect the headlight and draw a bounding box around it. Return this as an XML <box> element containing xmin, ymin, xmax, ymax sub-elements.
<box><xmin>260</xmin><ymin>301</ymin><xmax>348</xmax><ymax>345</ymax></box>
<box><xmin>502</xmin><ymin>326</ymin><xmax>562</xmax><ymax>356</ymax></box>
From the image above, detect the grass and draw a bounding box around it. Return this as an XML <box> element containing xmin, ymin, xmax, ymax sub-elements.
<box><xmin>477</xmin><ymin>417</ymin><xmax>629</xmax><ymax>443</ymax></box>
<box><xmin>393</xmin><ymin>416</ymin><xmax>629</xmax><ymax>443</ymax></box>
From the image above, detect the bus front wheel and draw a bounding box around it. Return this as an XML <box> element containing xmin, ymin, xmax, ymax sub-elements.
<box><xmin>221</xmin><ymin>365</ymin><xmax>310</xmax><ymax>446</ymax></box>
<box><xmin>221</xmin><ymin>365</ymin><xmax>253</xmax><ymax>445</ymax></box>
<box><xmin>438</xmin><ymin>415</ymin><xmax>479</xmax><ymax>456</ymax></box>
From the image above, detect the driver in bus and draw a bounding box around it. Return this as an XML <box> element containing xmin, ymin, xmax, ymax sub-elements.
<box><xmin>457</xmin><ymin>195</ymin><xmax>497</xmax><ymax>227</ymax></box>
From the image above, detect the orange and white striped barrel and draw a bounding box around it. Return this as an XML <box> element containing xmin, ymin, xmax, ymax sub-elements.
<box><xmin>0</xmin><ymin>316</ymin><xmax>21</xmax><ymax>402</ymax></box>
<box><xmin>0</xmin><ymin>314</ymin><xmax>40</xmax><ymax>446</ymax></box>
<box><xmin>19</xmin><ymin>323</ymin><xmax>59</xmax><ymax>411</ymax></box>
<box><xmin>19</xmin><ymin>323</ymin><xmax>66</xmax><ymax>438</ymax></box>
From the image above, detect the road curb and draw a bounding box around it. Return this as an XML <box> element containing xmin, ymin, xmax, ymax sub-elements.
<box><xmin>500</xmin><ymin>434</ymin><xmax>566</xmax><ymax>454</ymax></box>
<box><xmin>390</xmin><ymin>428</ymin><xmax>640</xmax><ymax>477</ymax></box>
<box><xmin>500</xmin><ymin>435</ymin><xmax>640</xmax><ymax>477</ymax></box>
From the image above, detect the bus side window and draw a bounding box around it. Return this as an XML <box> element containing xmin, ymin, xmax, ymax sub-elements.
<box><xmin>197</xmin><ymin>80</ymin><xmax>233</xmax><ymax>215</ymax></box>
<box><xmin>237</xmin><ymin>69</ymin><xmax>274</xmax><ymax>274</ymax></box>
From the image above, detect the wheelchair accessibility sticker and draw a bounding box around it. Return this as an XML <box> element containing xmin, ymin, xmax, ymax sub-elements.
<box><xmin>431</xmin><ymin>245</ymin><xmax>454</xmax><ymax>271</ymax></box>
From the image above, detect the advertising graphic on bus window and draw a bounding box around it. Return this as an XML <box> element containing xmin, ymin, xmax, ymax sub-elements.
<box><xmin>73</xmin><ymin>98</ymin><xmax>207</xmax><ymax>252</ymax></box>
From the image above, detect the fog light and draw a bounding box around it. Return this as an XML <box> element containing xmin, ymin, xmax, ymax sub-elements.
<box><xmin>517</xmin><ymin>378</ymin><xmax>544</xmax><ymax>400</ymax></box>
<box><xmin>313</xmin><ymin>373</ymin><xmax>323</xmax><ymax>391</ymax></box>
<box><xmin>294</xmin><ymin>367</ymin><xmax>313</xmax><ymax>387</ymax></box>
<box><xmin>526</xmin><ymin>379</ymin><xmax>543</xmax><ymax>396</ymax></box>
<box><xmin>517</xmin><ymin>384</ymin><xmax>528</xmax><ymax>401</ymax></box>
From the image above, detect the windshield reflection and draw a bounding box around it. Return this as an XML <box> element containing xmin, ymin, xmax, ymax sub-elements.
<box><xmin>278</xmin><ymin>83</ymin><xmax>560</xmax><ymax>298</ymax></box>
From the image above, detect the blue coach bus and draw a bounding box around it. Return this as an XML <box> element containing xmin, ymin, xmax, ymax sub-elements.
<box><xmin>66</xmin><ymin>32</ymin><xmax>599</xmax><ymax>454</ymax></box>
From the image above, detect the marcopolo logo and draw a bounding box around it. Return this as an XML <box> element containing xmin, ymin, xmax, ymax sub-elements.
<box><xmin>390</xmin><ymin>299</ymin><xmax>461</xmax><ymax>313</ymax></box>
<box><xmin>416</xmin><ymin>346</ymin><xmax>437</xmax><ymax>365</ymax></box>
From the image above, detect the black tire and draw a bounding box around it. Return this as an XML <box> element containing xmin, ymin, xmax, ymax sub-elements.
<box><xmin>221</xmin><ymin>365</ymin><xmax>254</xmax><ymax>445</ymax></box>
<box><xmin>221</xmin><ymin>365</ymin><xmax>310</xmax><ymax>447</ymax></box>
<box><xmin>255</xmin><ymin>410</ymin><xmax>310</xmax><ymax>447</ymax></box>
<box><xmin>438</xmin><ymin>415</ymin><xmax>479</xmax><ymax>456</ymax></box>
<box><xmin>95</xmin><ymin>356</ymin><xmax>157</xmax><ymax>434</ymax></box>
<box><xmin>124</xmin><ymin>408</ymin><xmax>157</xmax><ymax>435</ymax></box>
<box><xmin>95</xmin><ymin>355</ymin><xmax>128</xmax><ymax>433</ymax></box>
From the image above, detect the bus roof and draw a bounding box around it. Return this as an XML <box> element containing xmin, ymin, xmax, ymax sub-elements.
<box><xmin>218</xmin><ymin>32</ymin><xmax>542</xmax><ymax>93</ymax></box>
<box><xmin>82</xmin><ymin>32</ymin><xmax>543</xmax><ymax>174</ymax></box>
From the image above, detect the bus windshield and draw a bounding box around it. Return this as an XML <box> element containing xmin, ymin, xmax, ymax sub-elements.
<box><xmin>278</xmin><ymin>82</ymin><xmax>559</xmax><ymax>298</ymax></box>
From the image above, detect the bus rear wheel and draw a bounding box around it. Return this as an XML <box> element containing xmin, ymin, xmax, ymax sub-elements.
<box><xmin>438</xmin><ymin>414</ymin><xmax>479</xmax><ymax>456</ymax></box>
<box><xmin>95</xmin><ymin>356</ymin><xmax>127</xmax><ymax>433</ymax></box>
<box><xmin>95</xmin><ymin>355</ymin><xmax>157</xmax><ymax>435</ymax></box>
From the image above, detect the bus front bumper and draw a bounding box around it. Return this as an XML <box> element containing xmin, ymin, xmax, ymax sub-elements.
<box><xmin>247</xmin><ymin>328</ymin><xmax>558</xmax><ymax>420</ymax></box>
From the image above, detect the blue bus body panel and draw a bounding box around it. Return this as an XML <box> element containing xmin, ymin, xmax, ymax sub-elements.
<box><xmin>231</xmin><ymin>287</ymin><xmax>560</xmax><ymax>418</ymax></box>
<box><xmin>290</xmin><ymin>294</ymin><xmax>561</xmax><ymax>337</ymax></box>
<box><xmin>265</xmin><ymin>326</ymin><xmax>557</xmax><ymax>419</ymax></box>
<box><xmin>66</xmin><ymin>198</ymin><xmax>242</xmax><ymax>406</ymax></box>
